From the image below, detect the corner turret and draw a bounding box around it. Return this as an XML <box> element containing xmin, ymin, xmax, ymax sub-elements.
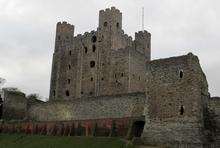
<box><xmin>55</xmin><ymin>21</ymin><xmax>74</xmax><ymax>52</ymax></box>
<box><xmin>134</xmin><ymin>30</ymin><xmax>151</xmax><ymax>61</ymax></box>
<box><xmin>98</xmin><ymin>7</ymin><xmax>122</xmax><ymax>32</ymax></box>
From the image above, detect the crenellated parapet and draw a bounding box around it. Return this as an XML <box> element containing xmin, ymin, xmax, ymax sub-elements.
<box><xmin>54</xmin><ymin>21</ymin><xmax>74</xmax><ymax>52</ymax></box>
<box><xmin>134</xmin><ymin>30</ymin><xmax>151</xmax><ymax>61</ymax></box>
<box><xmin>50</xmin><ymin>7</ymin><xmax>151</xmax><ymax>101</ymax></box>
<box><xmin>135</xmin><ymin>30</ymin><xmax>151</xmax><ymax>40</ymax></box>
<box><xmin>99</xmin><ymin>7</ymin><xmax>122</xmax><ymax>31</ymax></box>
<box><xmin>56</xmin><ymin>21</ymin><xmax>74</xmax><ymax>34</ymax></box>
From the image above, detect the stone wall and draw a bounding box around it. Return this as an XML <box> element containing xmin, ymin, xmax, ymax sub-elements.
<box><xmin>209</xmin><ymin>97</ymin><xmax>220</xmax><ymax>147</ymax></box>
<box><xmin>142</xmin><ymin>53</ymin><xmax>209</xmax><ymax>147</ymax></box>
<box><xmin>209</xmin><ymin>97</ymin><xmax>220</xmax><ymax>129</ymax></box>
<box><xmin>28</xmin><ymin>93</ymin><xmax>146</xmax><ymax>122</ymax></box>
<box><xmin>49</xmin><ymin>22</ymin><xmax>75</xmax><ymax>100</ymax></box>
<box><xmin>134</xmin><ymin>31</ymin><xmax>151</xmax><ymax>61</ymax></box>
<box><xmin>128</xmin><ymin>47</ymin><xmax>146</xmax><ymax>93</ymax></box>
<box><xmin>2</xmin><ymin>89</ymin><xmax>27</xmax><ymax>120</ymax></box>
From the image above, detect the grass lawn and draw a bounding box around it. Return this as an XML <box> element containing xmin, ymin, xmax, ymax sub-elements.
<box><xmin>0</xmin><ymin>134</ymin><xmax>134</xmax><ymax>148</ymax></box>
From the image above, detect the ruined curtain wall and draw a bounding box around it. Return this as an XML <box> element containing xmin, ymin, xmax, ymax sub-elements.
<box><xmin>28</xmin><ymin>93</ymin><xmax>146</xmax><ymax>122</ymax></box>
<box><xmin>2</xmin><ymin>89</ymin><xmax>27</xmax><ymax>120</ymax></box>
<box><xmin>142</xmin><ymin>53</ymin><xmax>209</xmax><ymax>147</ymax></box>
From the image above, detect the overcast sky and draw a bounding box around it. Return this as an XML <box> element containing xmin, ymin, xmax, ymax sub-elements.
<box><xmin>0</xmin><ymin>0</ymin><xmax>219</xmax><ymax>100</ymax></box>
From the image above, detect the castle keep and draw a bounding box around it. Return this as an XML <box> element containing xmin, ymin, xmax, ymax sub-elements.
<box><xmin>50</xmin><ymin>7</ymin><xmax>150</xmax><ymax>100</ymax></box>
<box><xmin>0</xmin><ymin>7</ymin><xmax>220</xmax><ymax>148</ymax></box>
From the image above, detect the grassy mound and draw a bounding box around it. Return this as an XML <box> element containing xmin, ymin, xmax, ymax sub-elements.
<box><xmin>0</xmin><ymin>134</ymin><xmax>134</xmax><ymax>148</ymax></box>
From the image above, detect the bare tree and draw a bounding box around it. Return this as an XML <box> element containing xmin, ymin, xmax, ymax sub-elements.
<box><xmin>0</xmin><ymin>77</ymin><xmax>6</xmax><ymax>89</ymax></box>
<box><xmin>27</xmin><ymin>93</ymin><xmax>40</xmax><ymax>100</ymax></box>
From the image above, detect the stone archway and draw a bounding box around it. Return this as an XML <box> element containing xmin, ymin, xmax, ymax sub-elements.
<box><xmin>130</xmin><ymin>121</ymin><xmax>145</xmax><ymax>138</ymax></box>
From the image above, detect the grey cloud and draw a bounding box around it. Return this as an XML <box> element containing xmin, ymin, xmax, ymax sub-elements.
<box><xmin>0</xmin><ymin>0</ymin><xmax>219</xmax><ymax>99</ymax></box>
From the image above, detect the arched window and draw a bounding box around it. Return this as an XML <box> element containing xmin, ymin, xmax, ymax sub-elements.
<box><xmin>179</xmin><ymin>70</ymin><xmax>183</xmax><ymax>78</ymax></box>
<box><xmin>91</xmin><ymin>36</ymin><xmax>97</xmax><ymax>43</ymax></box>
<box><xmin>92</xmin><ymin>45</ymin><xmax>96</xmax><ymax>52</ymax></box>
<box><xmin>104</xmin><ymin>22</ymin><xmax>108</xmax><ymax>27</ymax></box>
<box><xmin>90</xmin><ymin>61</ymin><xmax>95</xmax><ymax>68</ymax></box>
<box><xmin>180</xmin><ymin>105</ymin><xmax>184</xmax><ymax>115</ymax></box>
<box><xmin>116</xmin><ymin>22</ymin><xmax>120</xmax><ymax>28</ymax></box>
<box><xmin>65</xmin><ymin>90</ymin><xmax>70</xmax><ymax>96</ymax></box>
<box><xmin>53</xmin><ymin>90</ymin><xmax>55</xmax><ymax>97</ymax></box>
<box><xmin>85</xmin><ymin>47</ymin><xmax>88</xmax><ymax>53</ymax></box>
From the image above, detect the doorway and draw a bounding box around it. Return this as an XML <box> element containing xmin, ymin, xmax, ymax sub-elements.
<box><xmin>130</xmin><ymin>121</ymin><xmax>145</xmax><ymax>138</ymax></box>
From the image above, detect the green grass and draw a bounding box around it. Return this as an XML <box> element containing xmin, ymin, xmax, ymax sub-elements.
<box><xmin>0</xmin><ymin>134</ymin><xmax>134</xmax><ymax>148</ymax></box>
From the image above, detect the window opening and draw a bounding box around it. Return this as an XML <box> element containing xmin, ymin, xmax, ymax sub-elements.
<box><xmin>90</xmin><ymin>61</ymin><xmax>95</xmax><ymax>68</ymax></box>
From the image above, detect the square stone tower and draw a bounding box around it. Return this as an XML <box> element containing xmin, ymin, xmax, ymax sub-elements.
<box><xmin>49</xmin><ymin>7</ymin><xmax>151</xmax><ymax>100</ymax></box>
<box><xmin>142</xmin><ymin>53</ymin><xmax>209</xmax><ymax>147</ymax></box>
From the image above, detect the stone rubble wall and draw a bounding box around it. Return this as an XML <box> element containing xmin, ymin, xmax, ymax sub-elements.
<box><xmin>2</xmin><ymin>89</ymin><xmax>27</xmax><ymax>120</ymax></box>
<box><xmin>209</xmin><ymin>97</ymin><xmax>220</xmax><ymax>147</ymax></box>
<box><xmin>28</xmin><ymin>93</ymin><xmax>146</xmax><ymax>122</ymax></box>
<box><xmin>142</xmin><ymin>53</ymin><xmax>209</xmax><ymax>146</ymax></box>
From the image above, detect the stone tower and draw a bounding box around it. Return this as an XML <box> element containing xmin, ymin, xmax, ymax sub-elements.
<box><xmin>49</xmin><ymin>22</ymin><xmax>75</xmax><ymax>100</ymax></box>
<box><xmin>49</xmin><ymin>7</ymin><xmax>151</xmax><ymax>101</ymax></box>
<box><xmin>142</xmin><ymin>53</ymin><xmax>210</xmax><ymax>147</ymax></box>
<box><xmin>134</xmin><ymin>31</ymin><xmax>151</xmax><ymax>61</ymax></box>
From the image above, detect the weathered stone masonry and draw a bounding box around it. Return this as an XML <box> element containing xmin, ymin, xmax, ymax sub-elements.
<box><xmin>49</xmin><ymin>7</ymin><xmax>150</xmax><ymax>100</ymax></box>
<box><xmin>1</xmin><ymin>89</ymin><xmax>27</xmax><ymax>120</ymax></box>
<box><xmin>0</xmin><ymin>6</ymin><xmax>220</xmax><ymax>148</ymax></box>
<box><xmin>142</xmin><ymin>53</ymin><xmax>210</xmax><ymax>147</ymax></box>
<box><xmin>28</xmin><ymin>93</ymin><xmax>146</xmax><ymax>121</ymax></box>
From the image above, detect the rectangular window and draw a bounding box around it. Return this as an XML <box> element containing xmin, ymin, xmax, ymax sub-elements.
<box><xmin>68</xmin><ymin>79</ymin><xmax>71</xmax><ymax>84</ymax></box>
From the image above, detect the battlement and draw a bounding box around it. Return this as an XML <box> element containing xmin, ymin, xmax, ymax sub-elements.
<box><xmin>56</xmin><ymin>21</ymin><xmax>74</xmax><ymax>33</ymax></box>
<box><xmin>99</xmin><ymin>6</ymin><xmax>122</xmax><ymax>29</ymax></box>
<box><xmin>135</xmin><ymin>30</ymin><xmax>151</xmax><ymax>39</ymax></box>
<box><xmin>134</xmin><ymin>30</ymin><xmax>151</xmax><ymax>60</ymax></box>
<box><xmin>122</xmin><ymin>32</ymin><xmax>132</xmax><ymax>40</ymax></box>
<box><xmin>99</xmin><ymin>6</ymin><xmax>121</xmax><ymax>15</ymax></box>
<box><xmin>83</xmin><ymin>30</ymin><xmax>96</xmax><ymax>36</ymax></box>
